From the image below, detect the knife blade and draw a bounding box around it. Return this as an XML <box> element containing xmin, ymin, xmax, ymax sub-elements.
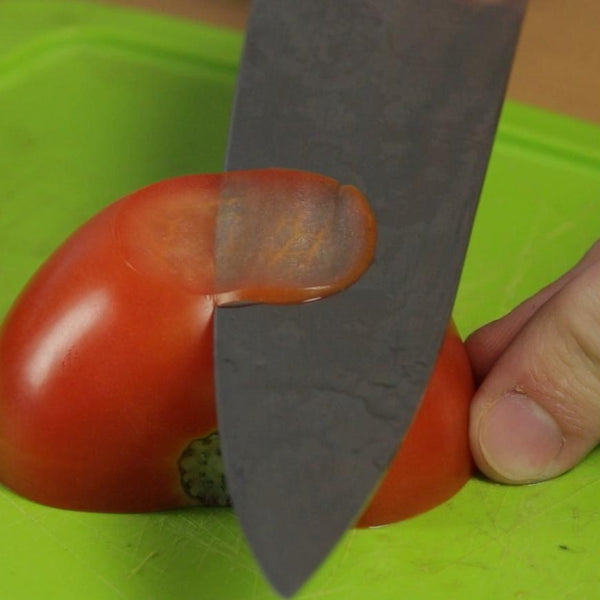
<box><xmin>215</xmin><ymin>0</ymin><xmax>526</xmax><ymax>596</ymax></box>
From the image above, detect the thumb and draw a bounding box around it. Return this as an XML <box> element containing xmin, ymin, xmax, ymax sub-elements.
<box><xmin>467</xmin><ymin>257</ymin><xmax>600</xmax><ymax>484</ymax></box>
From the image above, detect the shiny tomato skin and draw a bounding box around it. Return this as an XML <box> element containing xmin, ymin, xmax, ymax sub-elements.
<box><xmin>0</xmin><ymin>177</ymin><xmax>218</xmax><ymax>511</ymax></box>
<box><xmin>357</xmin><ymin>322</ymin><xmax>475</xmax><ymax>527</ymax></box>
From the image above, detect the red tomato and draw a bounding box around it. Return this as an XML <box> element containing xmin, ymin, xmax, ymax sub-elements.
<box><xmin>357</xmin><ymin>322</ymin><xmax>474</xmax><ymax>527</ymax></box>
<box><xmin>0</xmin><ymin>178</ymin><xmax>218</xmax><ymax>511</ymax></box>
<box><xmin>0</xmin><ymin>170</ymin><xmax>472</xmax><ymax>525</ymax></box>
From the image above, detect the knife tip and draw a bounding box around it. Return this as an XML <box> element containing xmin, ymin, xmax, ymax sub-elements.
<box><xmin>262</xmin><ymin>569</ymin><xmax>306</xmax><ymax>599</ymax></box>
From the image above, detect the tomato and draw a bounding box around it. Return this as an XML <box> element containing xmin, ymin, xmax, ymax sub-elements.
<box><xmin>0</xmin><ymin>169</ymin><xmax>472</xmax><ymax>525</ymax></box>
<box><xmin>357</xmin><ymin>322</ymin><xmax>474</xmax><ymax>527</ymax></box>
<box><xmin>0</xmin><ymin>179</ymin><xmax>217</xmax><ymax>511</ymax></box>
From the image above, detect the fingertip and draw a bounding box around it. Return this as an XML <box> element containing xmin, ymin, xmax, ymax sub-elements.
<box><xmin>470</xmin><ymin>390</ymin><xmax>564</xmax><ymax>483</ymax></box>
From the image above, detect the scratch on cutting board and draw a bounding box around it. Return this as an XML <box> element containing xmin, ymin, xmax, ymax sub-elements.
<box><xmin>156</xmin><ymin>513</ymin><xmax>257</xmax><ymax>573</ymax></box>
<box><xmin>502</xmin><ymin>199</ymin><xmax>589</xmax><ymax>310</ymax></box>
<box><xmin>410</xmin><ymin>493</ymin><xmax>530</xmax><ymax>576</ymax></box>
<box><xmin>176</xmin><ymin>514</ymin><xmax>245</xmax><ymax>558</ymax></box>
<box><xmin>0</xmin><ymin>490</ymin><xmax>59</xmax><ymax>530</ymax></box>
<box><xmin>0</xmin><ymin>492</ymin><xmax>38</xmax><ymax>529</ymax></box>
<box><xmin>561</xmin><ymin>550</ymin><xmax>600</xmax><ymax>600</ymax></box>
<box><xmin>521</xmin><ymin>479</ymin><xmax>600</xmax><ymax>523</ymax></box>
<box><xmin>128</xmin><ymin>550</ymin><xmax>158</xmax><ymax>577</ymax></box>
<box><xmin>130</xmin><ymin>516</ymin><xmax>154</xmax><ymax>557</ymax></box>
<box><xmin>541</xmin><ymin>220</ymin><xmax>577</xmax><ymax>243</ymax></box>
<box><xmin>0</xmin><ymin>495</ymin><xmax>129</xmax><ymax>598</ymax></box>
<box><xmin>431</xmin><ymin>480</ymin><xmax>600</xmax><ymax>582</ymax></box>
<box><xmin>501</xmin><ymin>216</ymin><xmax>544</xmax><ymax>307</ymax></box>
<box><xmin>337</xmin><ymin>529</ymin><xmax>357</xmax><ymax>569</ymax></box>
<box><xmin>245</xmin><ymin>571</ymin><xmax>262</xmax><ymax>600</ymax></box>
<box><xmin>309</xmin><ymin>529</ymin><xmax>357</xmax><ymax>588</ymax></box>
<box><xmin>301</xmin><ymin>584</ymin><xmax>357</xmax><ymax>599</ymax></box>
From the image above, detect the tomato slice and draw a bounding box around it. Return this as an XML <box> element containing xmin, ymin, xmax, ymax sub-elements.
<box><xmin>0</xmin><ymin>169</ymin><xmax>473</xmax><ymax>525</ymax></box>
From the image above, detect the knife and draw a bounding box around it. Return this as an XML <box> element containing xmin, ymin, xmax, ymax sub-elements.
<box><xmin>215</xmin><ymin>1</ymin><xmax>526</xmax><ymax>596</ymax></box>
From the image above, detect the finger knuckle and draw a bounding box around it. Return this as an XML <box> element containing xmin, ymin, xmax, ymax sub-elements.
<box><xmin>543</xmin><ymin>274</ymin><xmax>600</xmax><ymax>436</ymax></box>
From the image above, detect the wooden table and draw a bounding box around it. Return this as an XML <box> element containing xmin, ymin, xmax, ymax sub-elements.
<box><xmin>111</xmin><ymin>0</ymin><xmax>600</xmax><ymax>126</ymax></box>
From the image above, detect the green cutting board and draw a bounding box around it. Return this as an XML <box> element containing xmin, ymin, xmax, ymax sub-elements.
<box><xmin>1</xmin><ymin>2</ymin><xmax>600</xmax><ymax>599</ymax></box>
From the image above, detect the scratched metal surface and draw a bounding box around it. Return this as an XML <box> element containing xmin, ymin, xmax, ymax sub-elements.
<box><xmin>1</xmin><ymin>2</ymin><xmax>600</xmax><ymax>599</ymax></box>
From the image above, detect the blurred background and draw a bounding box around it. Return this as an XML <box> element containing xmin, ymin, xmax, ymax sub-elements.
<box><xmin>112</xmin><ymin>0</ymin><xmax>600</xmax><ymax>125</ymax></box>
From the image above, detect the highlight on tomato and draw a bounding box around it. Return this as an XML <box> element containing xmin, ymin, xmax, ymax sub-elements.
<box><xmin>0</xmin><ymin>168</ymin><xmax>473</xmax><ymax>525</ymax></box>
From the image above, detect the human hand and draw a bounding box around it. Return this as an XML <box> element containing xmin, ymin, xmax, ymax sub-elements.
<box><xmin>467</xmin><ymin>240</ymin><xmax>600</xmax><ymax>484</ymax></box>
